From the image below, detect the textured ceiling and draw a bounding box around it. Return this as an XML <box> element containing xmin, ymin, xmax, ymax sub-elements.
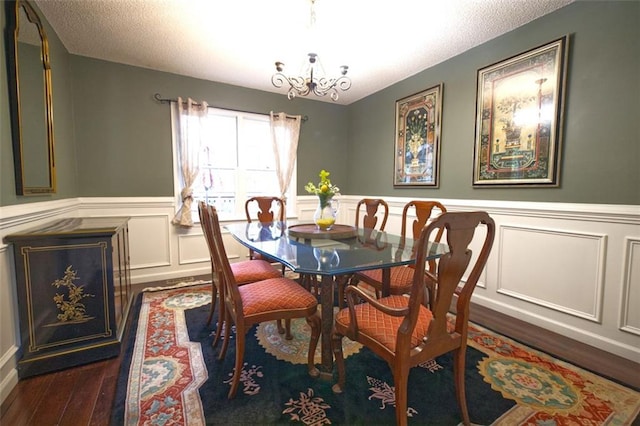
<box><xmin>34</xmin><ymin>0</ymin><xmax>574</xmax><ymax>105</ymax></box>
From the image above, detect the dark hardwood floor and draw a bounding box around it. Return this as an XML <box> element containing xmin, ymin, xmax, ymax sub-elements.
<box><xmin>0</xmin><ymin>283</ymin><xmax>140</xmax><ymax>426</ymax></box>
<box><xmin>0</xmin><ymin>354</ymin><xmax>121</xmax><ymax>426</ymax></box>
<box><xmin>2</xmin><ymin>291</ymin><xmax>638</xmax><ymax>425</ymax></box>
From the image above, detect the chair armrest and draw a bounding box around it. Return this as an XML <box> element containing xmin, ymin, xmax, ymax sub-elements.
<box><xmin>345</xmin><ymin>284</ymin><xmax>410</xmax><ymax>317</ymax></box>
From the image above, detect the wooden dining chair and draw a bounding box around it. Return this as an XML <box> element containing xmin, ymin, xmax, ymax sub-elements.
<box><xmin>336</xmin><ymin>198</ymin><xmax>389</xmax><ymax>308</ymax></box>
<box><xmin>204</xmin><ymin>202</ymin><xmax>321</xmax><ymax>399</ymax></box>
<box><xmin>353</xmin><ymin>198</ymin><xmax>389</xmax><ymax>237</ymax></box>
<box><xmin>332</xmin><ymin>211</ymin><xmax>496</xmax><ymax>426</ymax></box>
<box><xmin>244</xmin><ymin>196</ymin><xmax>292</xmax><ymax>335</ymax></box>
<box><xmin>198</xmin><ymin>201</ymin><xmax>282</xmax><ymax>347</ymax></box>
<box><xmin>244</xmin><ymin>196</ymin><xmax>286</xmax><ymax>270</ymax></box>
<box><xmin>350</xmin><ymin>200</ymin><xmax>446</xmax><ymax>300</ymax></box>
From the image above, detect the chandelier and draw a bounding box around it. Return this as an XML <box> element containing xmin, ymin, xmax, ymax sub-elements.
<box><xmin>271</xmin><ymin>0</ymin><xmax>351</xmax><ymax>101</ymax></box>
<box><xmin>272</xmin><ymin>54</ymin><xmax>350</xmax><ymax>101</ymax></box>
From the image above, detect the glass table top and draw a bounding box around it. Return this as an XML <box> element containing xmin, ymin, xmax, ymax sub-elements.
<box><xmin>224</xmin><ymin>221</ymin><xmax>448</xmax><ymax>276</ymax></box>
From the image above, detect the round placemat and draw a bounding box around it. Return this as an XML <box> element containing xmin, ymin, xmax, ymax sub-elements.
<box><xmin>288</xmin><ymin>224</ymin><xmax>357</xmax><ymax>240</ymax></box>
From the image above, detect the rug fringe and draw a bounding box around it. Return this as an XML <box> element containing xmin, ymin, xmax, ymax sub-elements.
<box><xmin>141</xmin><ymin>280</ymin><xmax>210</xmax><ymax>293</ymax></box>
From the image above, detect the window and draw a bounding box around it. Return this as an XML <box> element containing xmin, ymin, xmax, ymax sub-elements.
<box><xmin>172</xmin><ymin>106</ymin><xmax>296</xmax><ymax>222</ymax></box>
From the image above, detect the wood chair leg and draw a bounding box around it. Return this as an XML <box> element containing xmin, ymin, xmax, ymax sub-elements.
<box><xmin>206</xmin><ymin>280</ymin><xmax>217</xmax><ymax>326</ymax></box>
<box><xmin>276</xmin><ymin>319</ymin><xmax>293</xmax><ymax>339</ymax></box>
<box><xmin>212</xmin><ymin>284</ymin><xmax>226</xmax><ymax>348</ymax></box>
<box><xmin>299</xmin><ymin>274</ymin><xmax>320</xmax><ymax>298</ymax></box>
<box><xmin>228</xmin><ymin>329</ymin><xmax>246</xmax><ymax>399</ymax></box>
<box><xmin>298</xmin><ymin>273</ymin><xmax>310</xmax><ymax>291</ymax></box>
<box><xmin>454</xmin><ymin>347</ymin><xmax>471</xmax><ymax>426</ymax></box>
<box><xmin>285</xmin><ymin>319</ymin><xmax>292</xmax><ymax>339</ymax></box>
<box><xmin>392</xmin><ymin>365</ymin><xmax>410</xmax><ymax>426</ymax></box>
<box><xmin>306</xmin><ymin>314</ymin><xmax>321</xmax><ymax>378</ymax></box>
<box><xmin>211</xmin><ymin>311</ymin><xmax>223</xmax><ymax>348</ymax></box>
<box><xmin>331</xmin><ymin>333</ymin><xmax>346</xmax><ymax>393</ymax></box>
<box><xmin>217</xmin><ymin>311</ymin><xmax>231</xmax><ymax>361</ymax></box>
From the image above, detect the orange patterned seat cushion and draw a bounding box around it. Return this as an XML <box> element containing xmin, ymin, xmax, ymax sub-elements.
<box><xmin>334</xmin><ymin>295</ymin><xmax>433</xmax><ymax>352</ymax></box>
<box><xmin>239</xmin><ymin>277</ymin><xmax>318</xmax><ymax>316</ymax></box>
<box><xmin>357</xmin><ymin>266</ymin><xmax>416</xmax><ymax>294</ymax></box>
<box><xmin>230</xmin><ymin>260</ymin><xmax>281</xmax><ymax>285</ymax></box>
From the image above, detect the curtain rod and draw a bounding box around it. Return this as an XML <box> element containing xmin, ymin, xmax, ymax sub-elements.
<box><xmin>153</xmin><ymin>93</ymin><xmax>308</xmax><ymax>122</ymax></box>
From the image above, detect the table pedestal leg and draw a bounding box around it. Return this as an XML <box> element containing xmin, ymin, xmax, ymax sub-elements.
<box><xmin>318</xmin><ymin>274</ymin><xmax>335</xmax><ymax>380</ymax></box>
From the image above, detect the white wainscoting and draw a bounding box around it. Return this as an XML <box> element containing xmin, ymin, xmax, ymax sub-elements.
<box><xmin>497</xmin><ymin>225</ymin><xmax>606</xmax><ymax>322</ymax></box>
<box><xmin>1</xmin><ymin>196</ymin><xmax>638</xmax><ymax>403</ymax></box>
<box><xmin>621</xmin><ymin>237</ymin><xmax>640</xmax><ymax>336</ymax></box>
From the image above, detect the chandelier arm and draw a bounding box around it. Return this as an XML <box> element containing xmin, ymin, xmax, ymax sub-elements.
<box><xmin>334</xmin><ymin>76</ymin><xmax>352</xmax><ymax>92</ymax></box>
<box><xmin>314</xmin><ymin>76</ymin><xmax>351</xmax><ymax>91</ymax></box>
<box><xmin>272</xmin><ymin>73</ymin><xmax>311</xmax><ymax>96</ymax></box>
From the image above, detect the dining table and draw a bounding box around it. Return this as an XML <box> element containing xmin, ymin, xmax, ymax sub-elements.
<box><xmin>224</xmin><ymin>221</ymin><xmax>448</xmax><ymax>380</ymax></box>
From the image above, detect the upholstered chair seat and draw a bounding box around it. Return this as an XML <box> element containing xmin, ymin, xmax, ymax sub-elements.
<box><xmin>239</xmin><ymin>277</ymin><xmax>318</xmax><ymax>317</ymax></box>
<box><xmin>334</xmin><ymin>294</ymin><xmax>433</xmax><ymax>352</ymax></box>
<box><xmin>231</xmin><ymin>260</ymin><xmax>281</xmax><ymax>285</ymax></box>
<box><xmin>355</xmin><ymin>266</ymin><xmax>415</xmax><ymax>296</ymax></box>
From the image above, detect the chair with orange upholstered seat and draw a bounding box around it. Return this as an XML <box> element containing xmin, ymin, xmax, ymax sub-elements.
<box><xmin>350</xmin><ymin>200</ymin><xmax>446</xmax><ymax>302</ymax></box>
<box><xmin>199</xmin><ymin>201</ymin><xmax>283</xmax><ymax>347</ymax></box>
<box><xmin>244</xmin><ymin>196</ymin><xmax>293</xmax><ymax>335</ymax></box>
<box><xmin>335</xmin><ymin>198</ymin><xmax>389</xmax><ymax>308</ymax></box>
<box><xmin>244</xmin><ymin>196</ymin><xmax>287</xmax><ymax>272</ymax></box>
<box><xmin>203</xmin><ymin>202</ymin><xmax>321</xmax><ymax>399</ymax></box>
<box><xmin>332</xmin><ymin>211</ymin><xmax>496</xmax><ymax>426</ymax></box>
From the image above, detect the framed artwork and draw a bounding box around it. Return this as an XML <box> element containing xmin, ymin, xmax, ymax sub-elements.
<box><xmin>473</xmin><ymin>35</ymin><xmax>569</xmax><ymax>186</ymax></box>
<box><xmin>393</xmin><ymin>84</ymin><xmax>443</xmax><ymax>187</ymax></box>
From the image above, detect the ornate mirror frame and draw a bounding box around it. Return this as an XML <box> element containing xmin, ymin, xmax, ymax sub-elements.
<box><xmin>5</xmin><ymin>0</ymin><xmax>56</xmax><ymax>195</ymax></box>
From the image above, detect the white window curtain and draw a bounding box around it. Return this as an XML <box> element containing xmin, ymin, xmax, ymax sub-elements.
<box><xmin>172</xmin><ymin>97</ymin><xmax>209</xmax><ymax>227</ymax></box>
<box><xmin>269</xmin><ymin>112</ymin><xmax>301</xmax><ymax>202</ymax></box>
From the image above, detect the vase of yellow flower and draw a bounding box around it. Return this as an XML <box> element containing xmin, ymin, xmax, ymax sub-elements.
<box><xmin>305</xmin><ymin>169</ymin><xmax>340</xmax><ymax>231</ymax></box>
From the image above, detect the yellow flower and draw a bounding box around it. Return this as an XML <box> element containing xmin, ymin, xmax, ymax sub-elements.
<box><xmin>305</xmin><ymin>169</ymin><xmax>340</xmax><ymax>198</ymax></box>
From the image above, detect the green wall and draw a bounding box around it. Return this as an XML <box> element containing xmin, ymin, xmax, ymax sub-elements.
<box><xmin>347</xmin><ymin>0</ymin><xmax>639</xmax><ymax>204</ymax></box>
<box><xmin>2</xmin><ymin>0</ymin><xmax>638</xmax><ymax>206</ymax></box>
<box><xmin>69</xmin><ymin>57</ymin><xmax>349</xmax><ymax>197</ymax></box>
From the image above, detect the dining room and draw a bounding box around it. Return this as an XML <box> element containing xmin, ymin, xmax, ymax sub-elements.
<box><xmin>1</xmin><ymin>0</ymin><xmax>639</xmax><ymax>423</ymax></box>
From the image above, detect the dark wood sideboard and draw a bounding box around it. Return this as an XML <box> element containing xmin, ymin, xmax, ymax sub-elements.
<box><xmin>4</xmin><ymin>217</ymin><xmax>133</xmax><ymax>378</ymax></box>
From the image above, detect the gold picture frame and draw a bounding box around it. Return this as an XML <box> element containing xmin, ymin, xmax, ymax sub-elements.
<box><xmin>473</xmin><ymin>36</ymin><xmax>569</xmax><ymax>186</ymax></box>
<box><xmin>393</xmin><ymin>84</ymin><xmax>443</xmax><ymax>187</ymax></box>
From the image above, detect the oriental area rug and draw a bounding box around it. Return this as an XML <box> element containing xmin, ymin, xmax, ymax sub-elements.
<box><xmin>111</xmin><ymin>282</ymin><xmax>640</xmax><ymax>425</ymax></box>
